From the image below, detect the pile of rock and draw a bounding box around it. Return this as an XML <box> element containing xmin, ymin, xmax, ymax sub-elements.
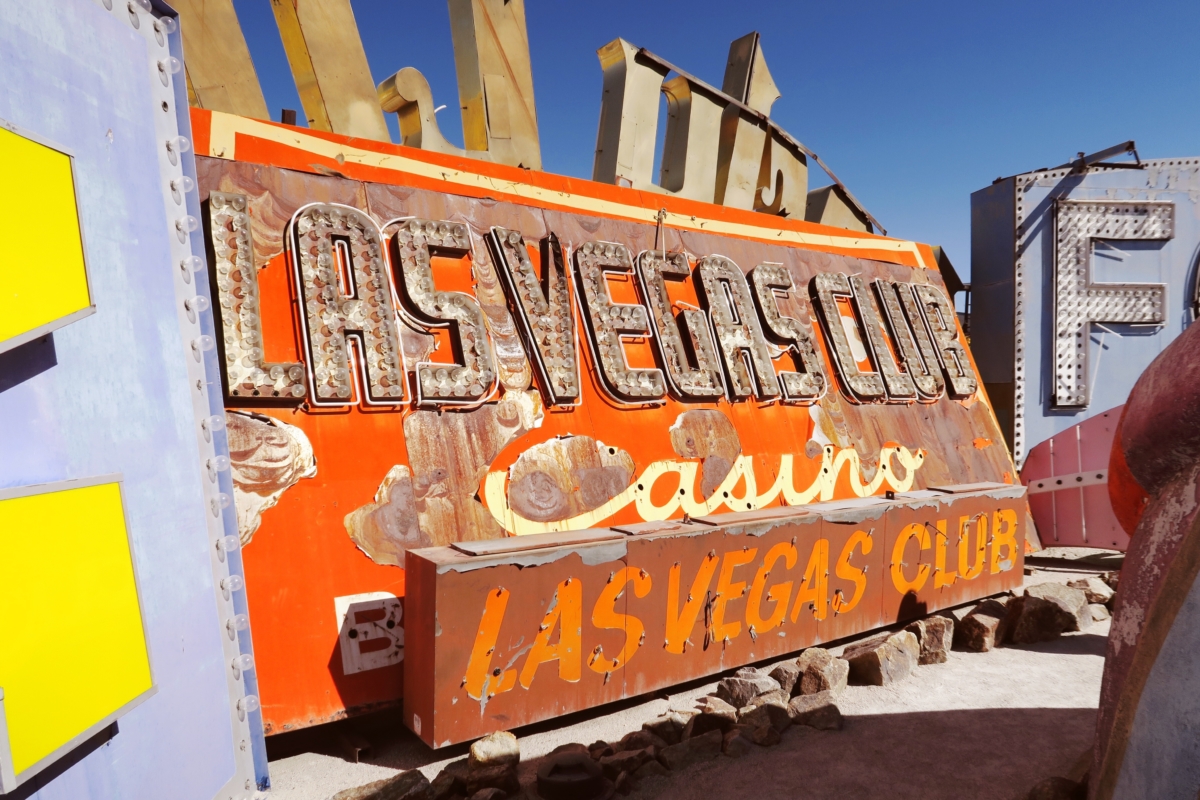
<box><xmin>1067</xmin><ymin>574</ymin><xmax>1117</xmax><ymax>623</ymax></box>
<box><xmin>337</xmin><ymin>597</ymin><xmax>1014</xmax><ymax>799</ymax></box>
<box><xmin>954</xmin><ymin>576</ymin><xmax>1118</xmax><ymax>652</ymax></box>
<box><xmin>333</xmin><ymin>730</ymin><xmax>524</xmax><ymax>800</ymax></box>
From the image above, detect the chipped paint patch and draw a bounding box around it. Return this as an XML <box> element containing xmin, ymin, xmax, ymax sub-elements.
<box><xmin>506</xmin><ymin>435</ymin><xmax>635</xmax><ymax>522</ymax></box>
<box><xmin>227</xmin><ymin>412</ymin><xmax>317</xmax><ymax>544</ymax></box>
<box><xmin>344</xmin><ymin>466</ymin><xmax>425</xmax><ymax>567</ymax></box>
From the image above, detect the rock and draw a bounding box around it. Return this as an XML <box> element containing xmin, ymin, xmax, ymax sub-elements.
<box><xmin>642</xmin><ymin>711</ymin><xmax>693</xmax><ymax>746</ymax></box>
<box><xmin>787</xmin><ymin>691</ymin><xmax>843</xmax><ymax>730</ymax></box>
<box><xmin>1089</xmin><ymin>603</ymin><xmax>1111</xmax><ymax>622</ymax></box>
<box><xmin>1068</xmin><ymin>576</ymin><xmax>1114</xmax><ymax>605</ymax></box>
<box><xmin>465</xmin><ymin>732</ymin><xmax>519</xmax><ymax>796</ymax></box>
<box><xmin>734</xmin><ymin>666</ymin><xmax>764</xmax><ymax>679</ymax></box>
<box><xmin>736</xmin><ymin>694</ymin><xmax>791</xmax><ymax>732</ymax></box>
<box><xmin>465</xmin><ymin>764</ymin><xmax>518</xmax><ymax>797</ymax></box>
<box><xmin>721</xmin><ymin>728</ymin><xmax>753</xmax><ymax>757</ymax></box>
<box><xmin>658</xmin><ymin>729</ymin><xmax>723</xmax><ymax>770</ymax></box>
<box><xmin>587</xmin><ymin>740</ymin><xmax>614</xmax><ymax>760</ymax></box>
<box><xmin>906</xmin><ymin>615</ymin><xmax>954</xmax><ymax>665</ymax></box>
<box><xmin>1101</xmin><ymin>570</ymin><xmax>1120</xmax><ymax>591</ymax></box>
<box><xmin>547</xmin><ymin>742</ymin><xmax>589</xmax><ymax>758</ymax></box>
<box><xmin>1005</xmin><ymin>595</ymin><xmax>1067</xmax><ymax>644</ymax></box>
<box><xmin>614</xmin><ymin>770</ymin><xmax>633</xmax><ymax>796</ymax></box>
<box><xmin>683</xmin><ymin>696</ymin><xmax>737</xmax><ymax>738</ymax></box>
<box><xmin>955</xmin><ymin>598</ymin><xmax>1012</xmax><ymax>651</ymax></box>
<box><xmin>599</xmin><ymin>747</ymin><xmax>654</xmax><ymax>780</ymax></box>
<box><xmin>616</xmin><ymin>729</ymin><xmax>667</xmax><ymax>754</ymax></box>
<box><xmin>768</xmin><ymin>661</ymin><xmax>802</xmax><ymax>696</ymax></box>
<box><xmin>751</xmin><ymin>688</ymin><xmax>789</xmax><ymax>706</ymax></box>
<box><xmin>469</xmin><ymin>731</ymin><xmax>519</xmax><ymax>770</ymax></box>
<box><xmin>1025</xmin><ymin>775</ymin><xmax>1086</xmax><ymax>800</ymax></box>
<box><xmin>884</xmin><ymin>630</ymin><xmax>920</xmax><ymax>669</ymax></box>
<box><xmin>1006</xmin><ymin>583</ymin><xmax>1090</xmax><ymax>644</ymax></box>
<box><xmin>467</xmin><ymin>790</ymin><xmax>506</xmax><ymax>800</ymax></box>
<box><xmin>633</xmin><ymin>758</ymin><xmax>669</xmax><ymax>780</ymax></box>
<box><xmin>430</xmin><ymin>765</ymin><xmax>467</xmax><ymax>800</ymax></box>
<box><xmin>795</xmin><ymin>648</ymin><xmax>849</xmax><ymax>695</ymax></box>
<box><xmin>332</xmin><ymin>770</ymin><xmax>433</xmax><ymax>800</ymax></box>
<box><xmin>843</xmin><ymin>631</ymin><xmax>918</xmax><ymax>686</ymax></box>
<box><xmin>741</xmin><ymin>723</ymin><xmax>781</xmax><ymax>746</ymax></box>
<box><xmin>1025</xmin><ymin>582</ymin><xmax>1089</xmax><ymax>632</ymax></box>
<box><xmin>696</xmin><ymin>694</ymin><xmax>738</xmax><ymax>716</ymax></box>
<box><xmin>715</xmin><ymin>674</ymin><xmax>780</xmax><ymax>708</ymax></box>
<box><xmin>536</xmin><ymin>752</ymin><xmax>608</xmax><ymax>800</ymax></box>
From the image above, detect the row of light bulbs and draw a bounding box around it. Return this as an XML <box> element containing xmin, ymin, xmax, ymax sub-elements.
<box><xmin>132</xmin><ymin>3</ymin><xmax>263</xmax><ymax>792</ymax></box>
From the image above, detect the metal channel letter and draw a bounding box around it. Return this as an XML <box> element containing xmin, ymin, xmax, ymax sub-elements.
<box><xmin>1052</xmin><ymin>201</ymin><xmax>1171</xmax><ymax>408</ymax></box>
<box><xmin>912</xmin><ymin>283</ymin><xmax>979</xmax><ymax>399</ymax></box>
<box><xmin>874</xmin><ymin>279</ymin><xmax>944</xmax><ymax>401</ymax></box>
<box><xmin>638</xmin><ymin>250</ymin><xmax>725</xmax><ymax>400</ymax></box>
<box><xmin>489</xmin><ymin>228</ymin><xmax>579</xmax><ymax>405</ymax></box>
<box><xmin>210</xmin><ymin>192</ymin><xmax>305</xmax><ymax>399</ymax></box>
<box><xmin>592</xmin><ymin>39</ymin><xmax>670</xmax><ymax>188</ymax></box>
<box><xmin>289</xmin><ymin>204</ymin><xmax>404</xmax><ymax>406</ymax></box>
<box><xmin>175</xmin><ymin>0</ymin><xmax>270</xmax><ymax>120</ymax></box>
<box><xmin>715</xmin><ymin>33</ymin><xmax>807</xmax><ymax>216</ymax></box>
<box><xmin>573</xmin><ymin>241</ymin><xmax>666</xmax><ymax>402</ymax></box>
<box><xmin>695</xmin><ymin>255</ymin><xmax>780</xmax><ymax>400</ymax></box>
<box><xmin>448</xmin><ymin>0</ymin><xmax>542</xmax><ymax>169</ymax></box>
<box><xmin>810</xmin><ymin>272</ymin><xmax>885</xmax><ymax>401</ymax></box>
<box><xmin>378</xmin><ymin>67</ymin><xmax>470</xmax><ymax>158</ymax></box>
<box><xmin>749</xmin><ymin>264</ymin><xmax>826</xmax><ymax>402</ymax></box>
<box><xmin>270</xmin><ymin>0</ymin><xmax>390</xmax><ymax>141</ymax></box>
<box><xmin>848</xmin><ymin>275</ymin><xmax>915</xmax><ymax>402</ymax></box>
<box><xmin>660</xmin><ymin>76</ymin><xmax>726</xmax><ymax>202</ymax></box>
<box><xmin>388</xmin><ymin>219</ymin><xmax>497</xmax><ymax>406</ymax></box>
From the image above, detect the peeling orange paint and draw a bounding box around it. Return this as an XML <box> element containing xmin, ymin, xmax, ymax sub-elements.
<box><xmin>973</xmin><ymin>438</ymin><xmax>993</xmax><ymax>449</ymax></box>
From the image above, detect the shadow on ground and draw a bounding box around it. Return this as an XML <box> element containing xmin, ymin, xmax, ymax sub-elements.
<box><xmin>266</xmin><ymin>579</ymin><xmax>1107</xmax><ymax>799</ymax></box>
<box><xmin>268</xmin><ymin>701</ymin><xmax>1095</xmax><ymax>800</ymax></box>
<box><xmin>642</xmin><ymin>706</ymin><xmax>1095</xmax><ymax>800</ymax></box>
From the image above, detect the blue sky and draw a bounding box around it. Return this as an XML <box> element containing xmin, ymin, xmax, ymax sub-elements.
<box><xmin>232</xmin><ymin>0</ymin><xmax>1200</xmax><ymax>281</ymax></box>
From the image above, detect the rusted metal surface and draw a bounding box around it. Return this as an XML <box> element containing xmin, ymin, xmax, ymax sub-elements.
<box><xmin>226</xmin><ymin>411</ymin><xmax>317</xmax><ymax>544</ymax></box>
<box><xmin>401</xmin><ymin>393</ymin><xmax>544</xmax><ymax>547</ymax></box>
<box><xmin>343</xmin><ymin>465</ymin><xmax>422</xmax><ymax>567</ymax></box>
<box><xmin>507</xmin><ymin>435</ymin><xmax>635</xmax><ymax>522</ymax></box>
<box><xmin>405</xmin><ymin>484</ymin><xmax>1025</xmax><ymax>747</ymax></box>
<box><xmin>191</xmin><ymin>110</ymin><xmax>1018</xmax><ymax>735</ymax></box>
<box><xmin>1094</xmin><ymin>320</ymin><xmax>1200</xmax><ymax>799</ymax></box>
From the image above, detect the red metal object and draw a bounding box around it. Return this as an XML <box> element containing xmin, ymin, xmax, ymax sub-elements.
<box><xmin>1094</xmin><ymin>318</ymin><xmax>1200</xmax><ymax>798</ymax></box>
<box><xmin>1021</xmin><ymin>407</ymin><xmax>1129</xmax><ymax>550</ymax></box>
<box><xmin>405</xmin><ymin>484</ymin><xmax>1025</xmax><ymax>747</ymax></box>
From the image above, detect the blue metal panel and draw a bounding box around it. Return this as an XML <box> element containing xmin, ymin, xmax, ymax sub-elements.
<box><xmin>0</xmin><ymin>1</ymin><xmax>265</xmax><ymax>797</ymax></box>
<box><xmin>971</xmin><ymin>159</ymin><xmax>1200</xmax><ymax>466</ymax></box>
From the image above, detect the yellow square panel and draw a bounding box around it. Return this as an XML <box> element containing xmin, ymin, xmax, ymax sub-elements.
<box><xmin>0</xmin><ymin>477</ymin><xmax>154</xmax><ymax>789</ymax></box>
<box><xmin>0</xmin><ymin>123</ymin><xmax>93</xmax><ymax>354</ymax></box>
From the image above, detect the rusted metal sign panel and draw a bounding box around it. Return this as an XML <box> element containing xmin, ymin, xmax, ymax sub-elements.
<box><xmin>406</xmin><ymin>484</ymin><xmax>1025</xmax><ymax>747</ymax></box>
<box><xmin>190</xmin><ymin>109</ymin><xmax>1017</xmax><ymax>735</ymax></box>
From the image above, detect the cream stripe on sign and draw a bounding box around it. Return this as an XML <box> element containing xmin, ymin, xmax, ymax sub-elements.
<box><xmin>207</xmin><ymin>111</ymin><xmax>931</xmax><ymax>268</ymax></box>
